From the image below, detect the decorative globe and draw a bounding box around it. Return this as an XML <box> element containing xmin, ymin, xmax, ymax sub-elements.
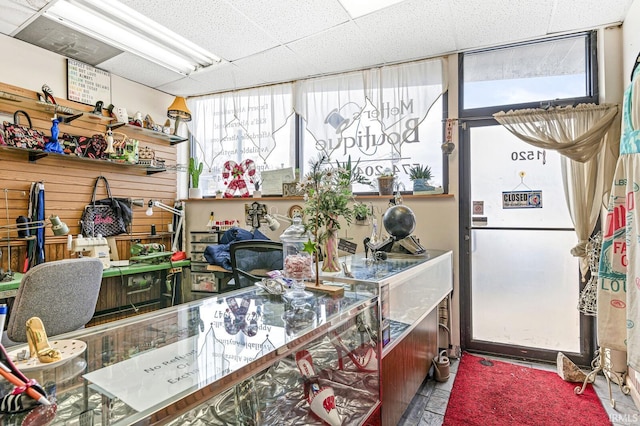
<box><xmin>383</xmin><ymin>205</ymin><xmax>416</xmax><ymax>239</ymax></box>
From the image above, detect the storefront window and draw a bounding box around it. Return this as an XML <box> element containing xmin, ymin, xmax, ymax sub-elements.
<box><xmin>462</xmin><ymin>33</ymin><xmax>593</xmax><ymax>110</ymax></box>
<box><xmin>187</xmin><ymin>84</ymin><xmax>295</xmax><ymax>197</ymax></box>
<box><xmin>189</xmin><ymin>58</ymin><xmax>447</xmax><ymax>196</ymax></box>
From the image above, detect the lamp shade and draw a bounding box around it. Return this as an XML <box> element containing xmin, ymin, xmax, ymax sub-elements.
<box><xmin>167</xmin><ymin>97</ymin><xmax>192</xmax><ymax>121</ymax></box>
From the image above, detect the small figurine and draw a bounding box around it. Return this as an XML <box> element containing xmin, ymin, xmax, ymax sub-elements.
<box><xmin>44</xmin><ymin>115</ymin><xmax>64</xmax><ymax>154</ymax></box>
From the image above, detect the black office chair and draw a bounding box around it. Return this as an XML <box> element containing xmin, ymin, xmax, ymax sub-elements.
<box><xmin>229</xmin><ymin>240</ymin><xmax>283</xmax><ymax>288</ymax></box>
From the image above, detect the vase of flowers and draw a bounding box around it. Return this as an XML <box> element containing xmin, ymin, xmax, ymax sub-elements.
<box><xmin>299</xmin><ymin>154</ymin><xmax>355</xmax><ymax>277</ymax></box>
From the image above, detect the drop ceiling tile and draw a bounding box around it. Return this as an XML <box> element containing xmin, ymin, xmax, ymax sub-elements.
<box><xmin>549</xmin><ymin>0</ymin><xmax>633</xmax><ymax>32</ymax></box>
<box><xmin>449</xmin><ymin>0</ymin><xmax>556</xmax><ymax>51</ymax></box>
<box><xmin>98</xmin><ymin>53</ymin><xmax>185</xmax><ymax>88</ymax></box>
<box><xmin>229</xmin><ymin>0</ymin><xmax>350</xmax><ymax>43</ymax></box>
<box><xmin>159</xmin><ymin>63</ymin><xmax>267</xmax><ymax>97</ymax></box>
<box><xmin>0</xmin><ymin>0</ymin><xmax>44</xmax><ymax>35</ymax></box>
<box><xmin>355</xmin><ymin>0</ymin><xmax>456</xmax><ymax>62</ymax></box>
<box><xmin>232</xmin><ymin>46</ymin><xmax>320</xmax><ymax>84</ymax></box>
<box><xmin>118</xmin><ymin>0</ymin><xmax>279</xmax><ymax>61</ymax></box>
<box><xmin>287</xmin><ymin>21</ymin><xmax>386</xmax><ymax>76</ymax></box>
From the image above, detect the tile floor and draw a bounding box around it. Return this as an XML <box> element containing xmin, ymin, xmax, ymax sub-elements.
<box><xmin>398</xmin><ymin>353</ymin><xmax>640</xmax><ymax>426</ymax></box>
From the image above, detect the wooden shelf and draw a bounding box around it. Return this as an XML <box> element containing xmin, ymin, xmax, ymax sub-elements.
<box><xmin>0</xmin><ymin>145</ymin><xmax>166</xmax><ymax>174</ymax></box>
<box><xmin>182</xmin><ymin>193</ymin><xmax>454</xmax><ymax>202</ymax></box>
<box><xmin>108</xmin><ymin>122</ymin><xmax>187</xmax><ymax>145</ymax></box>
<box><xmin>0</xmin><ymin>90</ymin><xmax>114</xmax><ymax>123</ymax></box>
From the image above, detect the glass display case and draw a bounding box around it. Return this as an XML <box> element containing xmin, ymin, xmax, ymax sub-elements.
<box><xmin>0</xmin><ymin>249</ymin><xmax>451</xmax><ymax>425</ymax></box>
<box><xmin>0</xmin><ymin>283</ymin><xmax>380</xmax><ymax>425</ymax></box>
<box><xmin>323</xmin><ymin>250</ymin><xmax>453</xmax><ymax>353</ymax></box>
<box><xmin>321</xmin><ymin>249</ymin><xmax>453</xmax><ymax>426</ymax></box>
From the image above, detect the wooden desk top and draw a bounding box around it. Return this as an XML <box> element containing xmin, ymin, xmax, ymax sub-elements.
<box><xmin>0</xmin><ymin>260</ymin><xmax>191</xmax><ymax>293</ymax></box>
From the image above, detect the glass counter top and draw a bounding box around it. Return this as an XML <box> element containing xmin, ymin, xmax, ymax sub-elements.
<box><xmin>0</xmin><ymin>285</ymin><xmax>377</xmax><ymax>425</ymax></box>
<box><xmin>322</xmin><ymin>249</ymin><xmax>448</xmax><ymax>285</ymax></box>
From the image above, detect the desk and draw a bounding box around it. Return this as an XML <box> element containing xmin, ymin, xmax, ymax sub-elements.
<box><xmin>0</xmin><ymin>261</ymin><xmax>191</xmax><ymax>325</ymax></box>
<box><xmin>0</xmin><ymin>260</ymin><xmax>191</xmax><ymax>291</ymax></box>
<box><xmin>0</xmin><ymin>273</ymin><xmax>22</xmax><ymax>299</ymax></box>
<box><xmin>102</xmin><ymin>259</ymin><xmax>191</xmax><ymax>278</ymax></box>
<box><xmin>95</xmin><ymin>259</ymin><xmax>191</xmax><ymax>323</ymax></box>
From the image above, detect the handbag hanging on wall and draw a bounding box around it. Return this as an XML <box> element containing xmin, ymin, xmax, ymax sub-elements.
<box><xmin>80</xmin><ymin>176</ymin><xmax>130</xmax><ymax>237</ymax></box>
<box><xmin>2</xmin><ymin>110</ymin><xmax>46</xmax><ymax>150</ymax></box>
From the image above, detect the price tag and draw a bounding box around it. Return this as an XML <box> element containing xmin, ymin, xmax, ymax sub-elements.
<box><xmin>338</xmin><ymin>238</ymin><xmax>357</xmax><ymax>254</ymax></box>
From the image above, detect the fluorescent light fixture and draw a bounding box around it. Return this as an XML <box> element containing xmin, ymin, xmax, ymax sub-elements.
<box><xmin>44</xmin><ymin>0</ymin><xmax>221</xmax><ymax>75</ymax></box>
<box><xmin>339</xmin><ymin>0</ymin><xmax>406</xmax><ymax>18</ymax></box>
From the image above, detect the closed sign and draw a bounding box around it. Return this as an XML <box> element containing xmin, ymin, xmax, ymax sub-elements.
<box><xmin>502</xmin><ymin>190</ymin><xmax>542</xmax><ymax>209</ymax></box>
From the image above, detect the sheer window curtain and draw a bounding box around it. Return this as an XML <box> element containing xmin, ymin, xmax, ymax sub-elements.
<box><xmin>294</xmin><ymin>58</ymin><xmax>447</xmax><ymax>159</ymax></box>
<box><xmin>494</xmin><ymin>103</ymin><xmax>621</xmax><ymax>279</ymax></box>
<box><xmin>186</xmin><ymin>84</ymin><xmax>294</xmax><ymax>175</ymax></box>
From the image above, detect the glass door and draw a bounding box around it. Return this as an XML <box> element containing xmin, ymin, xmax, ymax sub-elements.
<box><xmin>460</xmin><ymin>120</ymin><xmax>593</xmax><ymax>364</ymax></box>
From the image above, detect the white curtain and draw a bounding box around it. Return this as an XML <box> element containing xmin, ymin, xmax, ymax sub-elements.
<box><xmin>187</xmin><ymin>84</ymin><xmax>294</xmax><ymax>174</ymax></box>
<box><xmin>294</xmin><ymin>58</ymin><xmax>447</xmax><ymax>160</ymax></box>
<box><xmin>494</xmin><ymin>104</ymin><xmax>621</xmax><ymax>279</ymax></box>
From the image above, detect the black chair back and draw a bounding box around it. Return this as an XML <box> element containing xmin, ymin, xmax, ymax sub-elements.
<box><xmin>229</xmin><ymin>240</ymin><xmax>283</xmax><ymax>288</ymax></box>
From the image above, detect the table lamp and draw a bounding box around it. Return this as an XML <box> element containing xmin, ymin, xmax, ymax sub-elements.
<box><xmin>0</xmin><ymin>214</ymin><xmax>69</xmax><ymax>278</ymax></box>
<box><xmin>6</xmin><ymin>214</ymin><xmax>69</xmax><ymax>237</ymax></box>
<box><xmin>146</xmin><ymin>200</ymin><xmax>185</xmax><ymax>257</ymax></box>
<box><xmin>167</xmin><ymin>96</ymin><xmax>191</xmax><ymax>136</ymax></box>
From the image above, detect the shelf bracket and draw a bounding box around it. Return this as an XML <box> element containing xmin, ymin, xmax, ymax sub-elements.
<box><xmin>28</xmin><ymin>151</ymin><xmax>48</xmax><ymax>162</ymax></box>
<box><xmin>108</xmin><ymin>122</ymin><xmax>126</xmax><ymax>130</ymax></box>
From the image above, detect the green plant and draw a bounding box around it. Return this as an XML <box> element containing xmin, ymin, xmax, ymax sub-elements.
<box><xmin>301</xmin><ymin>154</ymin><xmax>354</xmax><ymax>234</ymax></box>
<box><xmin>300</xmin><ymin>154</ymin><xmax>356</xmax><ymax>275</ymax></box>
<box><xmin>409</xmin><ymin>164</ymin><xmax>432</xmax><ymax>182</ymax></box>
<box><xmin>378</xmin><ymin>168</ymin><xmax>395</xmax><ymax>178</ymax></box>
<box><xmin>189</xmin><ymin>157</ymin><xmax>204</xmax><ymax>188</ymax></box>
<box><xmin>335</xmin><ymin>155</ymin><xmax>371</xmax><ymax>186</ymax></box>
<box><xmin>353</xmin><ymin>202</ymin><xmax>372</xmax><ymax>220</ymax></box>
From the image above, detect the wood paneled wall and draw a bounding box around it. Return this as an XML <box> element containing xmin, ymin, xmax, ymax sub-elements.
<box><xmin>0</xmin><ymin>82</ymin><xmax>179</xmax><ymax>271</ymax></box>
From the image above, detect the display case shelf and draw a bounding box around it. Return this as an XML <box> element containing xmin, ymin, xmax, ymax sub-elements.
<box><xmin>108</xmin><ymin>122</ymin><xmax>187</xmax><ymax>145</ymax></box>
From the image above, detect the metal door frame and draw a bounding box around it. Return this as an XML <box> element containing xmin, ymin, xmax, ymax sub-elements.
<box><xmin>458</xmin><ymin>117</ymin><xmax>595</xmax><ymax>365</ymax></box>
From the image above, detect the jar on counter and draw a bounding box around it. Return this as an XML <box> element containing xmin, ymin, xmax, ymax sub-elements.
<box><xmin>280</xmin><ymin>216</ymin><xmax>314</xmax><ymax>281</ymax></box>
<box><xmin>280</xmin><ymin>216</ymin><xmax>314</xmax><ymax>302</ymax></box>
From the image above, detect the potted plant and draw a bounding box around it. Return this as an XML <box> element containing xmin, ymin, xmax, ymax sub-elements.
<box><xmin>253</xmin><ymin>179</ymin><xmax>262</xmax><ymax>198</ymax></box>
<box><xmin>376</xmin><ymin>170</ymin><xmax>396</xmax><ymax>196</ymax></box>
<box><xmin>353</xmin><ymin>202</ymin><xmax>372</xmax><ymax>225</ymax></box>
<box><xmin>299</xmin><ymin>154</ymin><xmax>355</xmax><ymax>275</ymax></box>
<box><xmin>188</xmin><ymin>157</ymin><xmax>204</xmax><ymax>199</ymax></box>
<box><xmin>409</xmin><ymin>164</ymin><xmax>435</xmax><ymax>194</ymax></box>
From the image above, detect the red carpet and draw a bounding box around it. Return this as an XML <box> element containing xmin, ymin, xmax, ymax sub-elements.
<box><xmin>443</xmin><ymin>353</ymin><xmax>611</xmax><ymax>426</ymax></box>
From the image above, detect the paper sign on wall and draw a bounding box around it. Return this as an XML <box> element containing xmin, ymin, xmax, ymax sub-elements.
<box><xmin>67</xmin><ymin>59</ymin><xmax>111</xmax><ymax>106</ymax></box>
